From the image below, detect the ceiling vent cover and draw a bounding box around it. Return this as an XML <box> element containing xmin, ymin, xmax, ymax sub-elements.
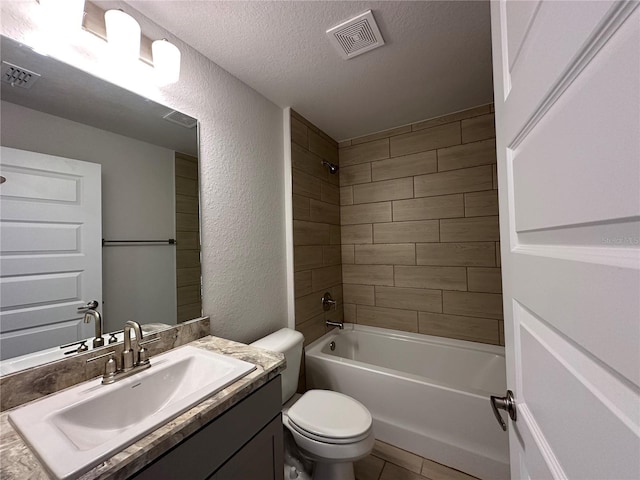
<box><xmin>1</xmin><ymin>61</ymin><xmax>41</xmax><ymax>89</ymax></box>
<box><xmin>163</xmin><ymin>110</ymin><xmax>197</xmax><ymax>129</ymax></box>
<box><xmin>327</xmin><ymin>10</ymin><xmax>385</xmax><ymax>60</ymax></box>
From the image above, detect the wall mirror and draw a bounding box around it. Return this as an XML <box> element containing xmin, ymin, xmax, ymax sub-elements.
<box><xmin>0</xmin><ymin>35</ymin><xmax>201</xmax><ymax>374</ymax></box>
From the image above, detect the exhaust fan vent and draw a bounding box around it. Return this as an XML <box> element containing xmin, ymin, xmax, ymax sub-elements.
<box><xmin>163</xmin><ymin>110</ymin><xmax>197</xmax><ymax>129</ymax></box>
<box><xmin>1</xmin><ymin>61</ymin><xmax>41</xmax><ymax>89</ymax></box>
<box><xmin>326</xmin><ymin>10</ymin><xmax>385</xmax><ymax>60</ymax></box>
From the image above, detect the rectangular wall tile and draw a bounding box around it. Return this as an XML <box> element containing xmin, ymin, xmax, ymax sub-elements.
<box><xmin>464</xmin><ymin>190</ymin><xmax>499</xmax><ymax>217</ymax></box>
<box><xmin>375</xmin><ymin>286</ymin><xmax>442</xmax><ymax>313</ymax></box>
<box><xmin>467</xmin><ymin>267</ymin><xmax>503</xmax><ymax>293</ymax></box>
<box><xmin>355</xmin><ymin>244</ymin><xmax>416</xmax><ymax>265</ymax></box>
<box><xmin>321</xmin><ymin>181</ymin><xmax>340</xmax><ymax>205</ymax></box>
<box><xmin>292</xmin><ymin>168</ymin><xmax>322</xmax><ymax>199</ymax></box>
<box><xmin>330</xmin><ymin>225</ymin><xmax>341</xmax><ymax>245</ymax></box>
<box><xmin>412</xmin><ymin>104</ymin><xmax>492</xmax><ymax>131</ymax></box>
<box><xmin>418</xmin><ymin>312</ymin><xmax>500</xmax><ymax>345</ymax></box>
<box><xmin>442</xmin><ymin>291</ymin><xmax>503</xmax><ymax>319</ymax></box>
<box><xmin>309</xmin><ymin>129</ymin><xmax>338</xmax><ymax>163</ymax></box>
<box><xmin>340</xmin><ymin>163</ymin><xmax>371</xmax><ymax>186</ymax></box>
<box><xmin>437</xmin><ymin>139</ymin><xmax>496</xmax><ymax>172</ymax></box>
<box><xmin>341</xmin><ymin>202</ymin><xmax>392</xmax><ymax>225</ymax></box>
<box><xmin>340</xmin><ymin>186</ymin><xmax>354</xmax><ymax>205</ymax></box>
<box><xmin>440</xmin><ymin>216</ymin><xmax>500</xmax><ymax>242</ymax></box>
<box><xmin>416</xmin><ymin>242</ymin><xmax>496</xmax><ymax>266</ymax></box>
<box><xmin>343</xmin><ymin>284</ymin><xmax>375</xmax><ymax>305</ymax></box>
<box><xmin>393</xmin><ymin>194</ymin><xmax>463</xmax><ymax>221</ymax></box>
<box><xmin>351</xmin><ymin>125</ymin><xmax>412</xmax><ymax>145</ymax></box>
<box><xmin>462</xmin><ymin>113</ymin><xmax>495</xmax><ymax>143</ymax></box>
<box><xmin>293</xmin><ymin>220</ymin><xmax>330</xmax><ymax>245</ymax></box>
<box><xmin>297</xmin><ymin>314</ymin><xmax>327</xmax><ymax>346</ymax></box>
<box><xmin>492</xmin><ymin>164</ymin><xmax>498</xmax><ymax>189</ymax></box>
<box><xmin>293</xmin><ymin>194</ymin><xmax>310</xmax><ymax>220</ymax></box>
<box><xmin>310</xmin><ymin>199</ymin><xmax>340</xmax><ymax>225</ymax></box>
<box><xmin>390</xmin><ymin>123</ymin><xmax>460</xmax><ymax>157</ymax></box>
<box><xmin>371</xmin><ymin>151</ymin><xmax>437</xmax><ymax>181</ymax></box>
<box><xmin>395</xmin><ymin>266</ymin><xmax>467</xmax><ymax>291</ymax></box>
<box><xmin>292</xmin><ymin>142</ymin><xmax>326</xmax><ymax>179</ymax></box>
<box><xmin>344</xmin><ymin>303</ymin><xmax>356</xmax><ymax>323</ymax></box>
<box><xmin>496</xmin><ymin>241</ymin><xmax>501</xmax><ymax>267</ymax></box>
<box><xmin>373</xmin><ymin>220</ymin><xmax>439</xmax><ymax>244</ymax></box>
<box><xmin>291</xmin><ymin>117</ymin><xmax>308</xmax><ymax>147</ymax></box>
<box><xmin>341</xmin><ymin>224</ymin><xmax>373</xmax><ymax>244</ymax></box>
<box><xmin>294</xmin><ymin>246</ymin><xmax>323</xmax><ymax>271</ymax></box>
<box><xmin>295</xmin><ymin>291</ymin><xmax>324</xmax><ymax>323</ymax></box>
<box><xmin>343</xmin><ymin>264</ymin><xmax>394</xmax><ymax>286</ymax></box>
<box><xmin>414</xmin><ymin>165</ymin><xmax>493</xmax><ymax>197</ymax></box>
<box><xmin>357</xmin><ymin>305</ymin><xmax>418</xmax><ymax>333</ymax></box>
<box><xmin>341</xmin><ymin>245</ymin><xmax>355</xmax><ymax>264</ymax></box>
<box><xmin>312</xmin><ymin>265</ymin><xmax>342</xmax><ymax>291</ymax></box>
<box><xmin>353</xmin><ymin>177</ymin><xmax>413</xmax><ymax>204</ymax></box>
<box><xmin>340</xmin><ymin>138</ymin><xmax>389</xmax><ymax>166</ymax></box>
<box><xmin>322</xmin><ymin>245</ymin><xmax>341</xmax><ymax>266</ymax></box>
<box><xmin>295</xmin><ymin>271</ymin><xmax>313</xmax><ymax>298</ymax></box>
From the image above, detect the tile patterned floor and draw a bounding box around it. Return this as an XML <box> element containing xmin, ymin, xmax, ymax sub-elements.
<box><xmin>355</xmin><ymin>440</ymin><xmax>480</xmax><ymax>480</ymax></box>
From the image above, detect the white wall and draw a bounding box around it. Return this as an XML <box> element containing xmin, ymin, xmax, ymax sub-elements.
<box><xmin>0</xmin><ymin>1</ymin><xmax>288</xmax><ymax>343</ymax></box>
<box><xmin>1</xmin><ymin>100</ymin><xmax>177</xmax><ymax>332</ymax></box>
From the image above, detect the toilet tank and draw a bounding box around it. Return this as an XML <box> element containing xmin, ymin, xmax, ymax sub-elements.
<box><xmin>251</xmin><ymin>328</ymin><xmax>303</xmax><ymax>404</ymax></box>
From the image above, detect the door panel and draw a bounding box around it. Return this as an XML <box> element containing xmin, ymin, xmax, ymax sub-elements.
<box><xmin>491</xmin><ymin>1</ymin><xmax>640</xmax><ymax>478</ymax></box>
<box><xmin>0</xmin><ymin>147</ymin><xmax>102</xmax><ymax>359</ymax></box>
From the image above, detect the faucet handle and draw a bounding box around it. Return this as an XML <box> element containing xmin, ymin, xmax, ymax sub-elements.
<box><xmin>77</xmin><ymin>300</ymin><xmax>99</xmax><ymax>313</ymax></box>
<box><xmin>102</xmin><ymin>354</ymin><xmax>117</xmax><ymax>385</ymax></box>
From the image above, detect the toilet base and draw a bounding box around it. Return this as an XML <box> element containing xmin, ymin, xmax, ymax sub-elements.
<box><xmin>313</xmin><ymin>461</ymin><xmax>355</xmax><ymax>480</ymax></box>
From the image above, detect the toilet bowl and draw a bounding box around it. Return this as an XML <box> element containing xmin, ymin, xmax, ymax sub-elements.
<box><xmin>251</xmin><ymin>328</ymin><xmax>374</xmax><ymax>480</ymax></box>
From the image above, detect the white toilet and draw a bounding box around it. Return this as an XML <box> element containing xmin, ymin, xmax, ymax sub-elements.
<box><xmin>252</xmin><ymin>328</ymin><xmax>374</xmax><ymax>480</ymax></box>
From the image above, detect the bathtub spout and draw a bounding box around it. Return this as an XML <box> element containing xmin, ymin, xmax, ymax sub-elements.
<box><xmin>326</xmin><ymin>320</ymin><xmax>344</xmax><ymax>329</ymax></box>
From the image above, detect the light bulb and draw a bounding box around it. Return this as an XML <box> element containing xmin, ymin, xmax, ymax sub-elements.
<box><xmin>152</xmin><ymin>39</ymin><xmax>181</xmax><ymax>85</ymax></box>
<box><xmin>104</xmin><ymin>9</ymin><xmax>141</xmax><ymax>63</ymax></box>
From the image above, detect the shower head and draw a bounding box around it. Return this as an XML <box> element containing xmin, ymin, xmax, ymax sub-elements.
<box><xmin>321</xmin><ymin>160</ymin><xmax>339</xmax><ymax>174</ymax></box>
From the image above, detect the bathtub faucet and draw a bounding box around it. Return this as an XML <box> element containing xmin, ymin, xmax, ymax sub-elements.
<box><xmin>326</xmin><ymin>320</ymin><xmax>344</xmax><ymax>330</ymax></box>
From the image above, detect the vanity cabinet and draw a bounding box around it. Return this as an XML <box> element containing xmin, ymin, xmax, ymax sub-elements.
<box><xmin>130</xmin><ymin>376</ymin><xmax>283</xmax><ymax>480</ymax></box>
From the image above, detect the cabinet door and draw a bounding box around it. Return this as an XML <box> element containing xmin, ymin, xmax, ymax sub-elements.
<box><xmin>210</xmin><ymin>415</ymin><xmax>283</xmax><ymax>480</ymax></box>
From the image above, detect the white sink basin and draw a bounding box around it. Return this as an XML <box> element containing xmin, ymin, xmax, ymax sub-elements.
<box><xmin>8</xmin><ymin>345</ymin><xmax>256</xmax><ymax>479</ymax></box>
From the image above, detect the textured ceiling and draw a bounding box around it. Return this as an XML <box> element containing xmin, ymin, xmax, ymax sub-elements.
<box><xmin>125</xmin><ymin>1</ymin><xmax>493</xmax><ymax>141</ymax></box>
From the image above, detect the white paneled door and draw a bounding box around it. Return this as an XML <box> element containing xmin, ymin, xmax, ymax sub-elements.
<box><xmin>0</xmin><ymin>147</ymin><xmax>102</xmax><ymax>359</ymax></box>
<box><xmin>491</xmin><ymin>1</ymin><xmax>639</xmax><ymax>478</ymax></box>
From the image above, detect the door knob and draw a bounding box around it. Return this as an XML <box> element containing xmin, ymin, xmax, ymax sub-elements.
<box><xmin>77</xmin><ymin>300</ymin><xmax>99</xmax><ymax>313</ymax></box>
<box><xmin>490</xmin><ymin>390</ymin><xmax>517</xmax><ymax>431</ymax></box>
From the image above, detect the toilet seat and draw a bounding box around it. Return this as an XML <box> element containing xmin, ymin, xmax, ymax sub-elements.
<box><xmin>286</xmin><ymin>390</ymin><xmax>372</xmax><ymax>444</ymax></box>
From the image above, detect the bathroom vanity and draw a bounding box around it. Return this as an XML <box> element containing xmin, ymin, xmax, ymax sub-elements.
<box><xmin>0</xmin><ymin>336</ymin><xmax>285</xmax><ymax>480</ymax></box>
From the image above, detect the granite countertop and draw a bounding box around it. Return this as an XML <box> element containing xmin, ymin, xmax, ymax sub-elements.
<box><xmin>0</xmin><ymin>335</ymin><xmax>285</xmax><ymax>480</ymax></box>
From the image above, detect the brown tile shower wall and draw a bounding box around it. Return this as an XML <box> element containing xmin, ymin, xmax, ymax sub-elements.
<box><xmin>290</xmin><ymin>111</ymin><xmax>343</xmax><ymax>349</ymax></box>
<box><xmin>339</xmin><ymin>105</ymin><xmax>504</xmax><ymax>345</ymax></box>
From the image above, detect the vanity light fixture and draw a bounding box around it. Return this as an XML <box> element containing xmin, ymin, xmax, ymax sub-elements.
<box><xmin>104</xmin><ymin>9</ymin><xmax>141</xmax><ymax>62</ymax></box>
<box><xmin>152</xmin><ymin>39</ymin><xmax>181</xmax><ymax>85</ymax></box>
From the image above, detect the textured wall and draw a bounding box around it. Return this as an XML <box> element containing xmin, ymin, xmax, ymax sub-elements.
<box><xmin>290</xmin><ymin>111</ymin><xmax>343</xmax><ymax>346</ymax></box>
<box><xmin>339</xmin><ymin>105</ymin><xmax>504</xmax><ymax>345</ymax></box>
<box><xmin>0</xmin><ymin>1</ymin><xmax>287</xmax><ymax>343</ymax></box>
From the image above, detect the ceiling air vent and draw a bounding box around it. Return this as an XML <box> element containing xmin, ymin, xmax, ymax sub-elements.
<box><xmin>163</xmin><ymin>110</ymin><xmax>197</xmax><ymax>129</ymax></box>
<box><xmin>326</xmin><ymin>10</ymin><xmax>385</xmax><ymax>60</ymax></box>
<box><xmin>1</xmin><ymin>61</ymin><xmax>41</xmax><ymax>89</ymax></box>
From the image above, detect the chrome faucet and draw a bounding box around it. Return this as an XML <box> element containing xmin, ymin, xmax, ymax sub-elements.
<box><xmin>101</xmin><ymin>320</ymin><xmax>151</xmax><ymax>384</ymax></box>
<box><xmin>123</xmin><ymin>320</ymin><xmax>149</xmax><ymax>371</ymax></box>
<box><xmin>83</xmin><ymin>310</ymin><xmax>104</xmax><ymax>348</ymax></box>
<box><xmin>326</xmin><ymin>320</ymin><xmax>344</xmax><ymax>329</ymax></box>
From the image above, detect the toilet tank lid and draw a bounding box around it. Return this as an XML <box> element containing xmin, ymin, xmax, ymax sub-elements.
<box><xmin>251</xmin><ymin>328</ymin><xmax>304</xmax><ymax>352</ymax></box>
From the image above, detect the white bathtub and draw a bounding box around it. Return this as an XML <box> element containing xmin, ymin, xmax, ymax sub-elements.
<box><xmin>305</xmin><ymin>324</ymin><xmax>509</xmax><ymax>480</ymax></box>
